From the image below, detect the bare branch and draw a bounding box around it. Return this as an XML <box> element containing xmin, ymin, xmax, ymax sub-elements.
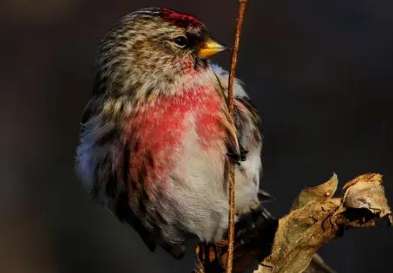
<box><xmin>226</xmin><ymin>1</ymin><xmax>249</xmax><ymax>273</ymax></box>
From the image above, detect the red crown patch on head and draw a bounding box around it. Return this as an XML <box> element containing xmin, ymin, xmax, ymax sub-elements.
<box><xmin>161</xmin><ymin>8</ymin><xmax>203</xmax><ymax>29</ymax></box>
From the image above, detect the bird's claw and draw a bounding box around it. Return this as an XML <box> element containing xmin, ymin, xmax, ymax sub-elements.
<box><xmin>258</xmin><ymin>189</ymin><xmax>273</xmax><ymax>203</ymax></box>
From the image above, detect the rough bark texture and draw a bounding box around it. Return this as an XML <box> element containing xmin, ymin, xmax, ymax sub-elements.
<box><xmin>193</xmin><ymin>173</ymin><xmax>392</xmax><ymax>273</ymax></box>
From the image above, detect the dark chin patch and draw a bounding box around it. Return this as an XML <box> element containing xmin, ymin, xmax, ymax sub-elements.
<box><xmin>160</xmin><ymin>8</ymin><xmax>204</xmax><ymax>29</ymax></box>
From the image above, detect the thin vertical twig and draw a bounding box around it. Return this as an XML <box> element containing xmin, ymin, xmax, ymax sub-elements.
<box><xmin>226</xmin><ymin>1</ymin><xmax>249</xmax><ymax>273</ymax></box>
<box><xmin>227</xmin><ymin>0</ymin><xmax>248</xmax><ymax>114</ymax></box>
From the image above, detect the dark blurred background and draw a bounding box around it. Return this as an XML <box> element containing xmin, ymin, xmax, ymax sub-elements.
<box><xmin>1</xmin><ymin>0</ymin><xmax>392</xmax><ymax>272</ymax></box>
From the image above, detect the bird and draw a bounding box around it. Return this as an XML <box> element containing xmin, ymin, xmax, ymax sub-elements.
<box><xmin>76</xmin><ymin>7</ymin><xmax>265</xmax><ymax>259</ymax></box>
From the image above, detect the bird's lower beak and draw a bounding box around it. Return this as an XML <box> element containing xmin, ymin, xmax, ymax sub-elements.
<box><xmin>198</xmin><ymin>38</ymin><xmax>226</xmax><ymax>59</ymax></box>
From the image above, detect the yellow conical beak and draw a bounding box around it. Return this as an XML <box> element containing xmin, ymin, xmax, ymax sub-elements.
<box><xmin>198</xmin><ymin>38</ymin><xmax>226</xmax><ymax>59</ymax></box>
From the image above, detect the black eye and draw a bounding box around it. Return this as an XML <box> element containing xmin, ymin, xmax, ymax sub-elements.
<box><xmin>174</xmin><ymin>36</ymin><xmax>189</xmax><ymax>48</ymax></box>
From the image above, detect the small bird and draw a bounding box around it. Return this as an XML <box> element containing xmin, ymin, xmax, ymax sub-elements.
<box><xmin>76</xmin><ymin>7</ymin><xmax>264</xmax><ymax>258</ymax></box>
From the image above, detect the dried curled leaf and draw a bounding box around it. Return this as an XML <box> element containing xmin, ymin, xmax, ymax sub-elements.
<box><xmin>343</xmin><ymin>173</ymin><xmax>392</xmax><ymax>221</ymax></box>
<box><xmin>254</xmin><ymin>173</ymin><xmax>392</xmax><ymax>273</ymax></box>
<box><xmin>255</xmin><ymin>199</ymin><xmax>340</xmax><ymax>273</ymax></box>
<box><xmin>194</xmin><ymin>173</ymin><xmax>391</xmax><ymax>273</ymax></box>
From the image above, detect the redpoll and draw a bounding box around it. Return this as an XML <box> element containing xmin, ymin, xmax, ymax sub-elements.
<box><xmin>76</xmin><ymin>7</ymin><xmax>264</xmax><ymax>258</ymax></box>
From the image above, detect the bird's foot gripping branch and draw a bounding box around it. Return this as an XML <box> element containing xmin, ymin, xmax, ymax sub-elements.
<box><xmin>194</xmin><ymin>173</ymin><xmax>392</xmax><ymax>273</ymax></box>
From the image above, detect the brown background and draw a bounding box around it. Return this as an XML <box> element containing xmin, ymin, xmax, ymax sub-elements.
<box><xmin>1</xmin><ymin>0</ymin><xmax>392</xmax><ymax>272</ymax></box>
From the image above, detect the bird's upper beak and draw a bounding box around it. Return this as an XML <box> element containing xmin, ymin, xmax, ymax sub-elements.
<box><xmin>197</xmin><ymin>38</ymin><xmax>226</xmax><ymax>59</ymax></box>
